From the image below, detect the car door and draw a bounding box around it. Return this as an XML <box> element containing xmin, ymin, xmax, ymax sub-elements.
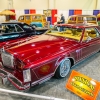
<box><xmin>68</xmin><ymin>17</ymin><xmax>77</xmax><ymax>24</ymax></box>
<box><xmin>25</xmin><ymin>15</ymin><xmax>31</xmax><ymax>25</ymax></box>
<box><xmin>81</xmin><ymin>27</ymin><xmax>100</xmax><ymax>59</ymax></box>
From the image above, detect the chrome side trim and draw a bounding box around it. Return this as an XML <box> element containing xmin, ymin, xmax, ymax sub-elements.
<box><xmin>0</xmin><ymin>68</ymin><xmax>22</xmax><ymax>84</ymax></box>
<box><xmin>31</xmin><ymin>73</ymin><xmax>54</xmax><ymax>86</ymax></box>
<box><xmin>32</xmin><ymin>58</ymin><xmax>57</xmax><ymax>79</ymax></box>
<box><xmin>72</xmin><ymin>50</ymin><xmax>99</xmax><ymax>67</ymax></box>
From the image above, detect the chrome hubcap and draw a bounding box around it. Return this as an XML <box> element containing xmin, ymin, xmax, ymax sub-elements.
<box><xmin>60</xmin><ymin>59</ymin><xmax>71</xmax><ymax>77</ymax></box>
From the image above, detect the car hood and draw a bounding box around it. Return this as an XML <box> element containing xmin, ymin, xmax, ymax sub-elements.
<box><xmin>6</xmin><ymin>34</ymin><xmax>78</xmax><ymax>64</ymax></box>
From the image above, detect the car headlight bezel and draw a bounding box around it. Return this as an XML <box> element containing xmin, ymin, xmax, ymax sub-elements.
<box><xmin>23</xmin><ymin>69</ymin><xmax>31</xmax><ymax>83</ymax></box>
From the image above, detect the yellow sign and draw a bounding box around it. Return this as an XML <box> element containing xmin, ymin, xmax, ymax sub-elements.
<box><xmin>66</xmin><ymin>70</ymin><xmax>100</xmax><ymax>100</ymax></box>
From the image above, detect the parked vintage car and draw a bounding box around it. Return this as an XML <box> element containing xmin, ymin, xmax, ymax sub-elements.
<box><xmin>0</xmin><ymin>22</ymin><xmax>36</xmax><ymax>41</ymax></box>
<box><xmin>18</xmin><ymin>14</ymin><xmax>49</xmax><ymax>28</ymax></box>
<box><xmin>0</xmin><ymin>22</ymin><xmax>47</xmax><ymax>47</ymax></box>
<box><xmin>0</xmin><ymin>23</ymin><xmax>100</xmax><ymax>90</ymax></box>
<box><xmin>67</xmin><ymin>15</ymin><xmax>98</xmax><ymax>25</ymax></box>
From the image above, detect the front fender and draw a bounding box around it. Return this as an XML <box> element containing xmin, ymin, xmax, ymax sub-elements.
<box><xmin>54</xmin><ymin>53</ymin><xmax>75</xmax><ymax>73</ymax></box>
<box><xmin>30</xmin><ymin>22</ymin><xmax>43</xmax><ymax>27</ymax></box>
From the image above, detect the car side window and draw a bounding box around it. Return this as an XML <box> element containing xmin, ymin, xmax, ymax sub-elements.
<box><xmin>83</xmin><ymin>28</ymin><xmax>99</xmax><ymax>41</ymax></box>
<box><xmin>69</xmin><ymin>17</ymin><xmax>76</xmax><ymax>21</ymax></box>
<box><xmin>2</xmin><ymin>24</ymin><xmax>16</xmax><ymax>33</ymax></box>
<box><xmin>25</xmin><ymin>16</ymin><xmax>30</xmax><ymax>21</ymax></box>
<box><xmin>19</xmin><ymin>16</ymin><xmax>24</xmax><ymax>20</ymax></box>
<box><xmin>15</xmin><ymin>25</ymin><xmax>23</xmax><ymax>32</ymax></box>
<box><xmin>87</xmin><ymin>17</ymin><xmax>96</xmax><ymax>21</ymax></box>
<box><xmin>32</xmin><ymin>15</ymin><xmax>36</xmax><ymax>20</ymax></box>
<box><xmin>78</xmin><ymin>17</ymin><xmax>83</xmax><ymax>21</ymax></box>
<box><xmin>36</xmin><ymin>16</ymin><xmax>42</xmax><ymax>20</ymax></box>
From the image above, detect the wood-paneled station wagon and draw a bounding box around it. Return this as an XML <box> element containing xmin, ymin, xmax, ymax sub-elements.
<box><xmin>0</xmin><ymin>23</ymin><xmax>100</xmax><ymax>90</ymax></box>
<box><xmin>67</xmin><ymin>15</ymin><xmax>98</xmax><ymax>25</ymax></box>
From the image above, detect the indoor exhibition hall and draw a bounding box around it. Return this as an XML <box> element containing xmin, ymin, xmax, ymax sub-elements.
<box><xmin>0</xmin><ymin>0</ymin><xmax>100</xmax><ymax>100</ymax></box>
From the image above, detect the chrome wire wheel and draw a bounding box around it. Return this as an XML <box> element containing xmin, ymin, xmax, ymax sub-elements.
<box><xmin>55</xmin><ymin>58</ymin><xmax>71</xmax><ymax>78</ymax></box>
<box><xmin>60</xmin><ymin>59</ymin><xmax>71</xmax><ymax>77</ymax></box>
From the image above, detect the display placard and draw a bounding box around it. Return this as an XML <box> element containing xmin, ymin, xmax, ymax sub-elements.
<box><xmin>43</xmin><ymin>10</ymin><xmax>51</xmax><ymax>17</ymax></box>
<box><xmin>66</xmin><ymin>70</ymin><xmax>100</xmax><ymax>100</ymax></box>
<box><xmin>43</xmin><ymin>10</ymin><xmax>48</xmax><ymax>17</ymax></box>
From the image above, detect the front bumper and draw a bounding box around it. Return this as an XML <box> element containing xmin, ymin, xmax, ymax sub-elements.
<box><xmin>0</xmin><ymin>67</ymin><xmax>30</xmax><ymax>90</ymax></box>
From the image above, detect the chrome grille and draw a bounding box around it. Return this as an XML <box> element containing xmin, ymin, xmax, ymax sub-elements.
<box><xmin>1</xmin><ymin>52</ymin><xmax>14</xmax><ymax>68</ymax></box>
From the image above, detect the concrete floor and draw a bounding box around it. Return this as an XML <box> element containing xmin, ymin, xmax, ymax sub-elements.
<box><xmin>0</xmin><ymin>52</ymin><xmax>100</xmax><ymax>100</ymax></box>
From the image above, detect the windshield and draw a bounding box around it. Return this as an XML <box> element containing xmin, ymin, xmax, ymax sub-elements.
<box><xmin>46</xmin><ymin>26</ymin><xmax>83</xmax><ymax>41</ymax></box>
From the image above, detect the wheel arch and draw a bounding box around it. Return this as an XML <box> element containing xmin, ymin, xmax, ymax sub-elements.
<box><xmin>54</xmin><ymin>56</ymin><xmax>75</xmax><ymax>74</ymax></box>
<box><xmin>69</xmin><ymin>58</ymin><xmax>75</xmax><ymax>67</ymax></box>
<box><xmin>30</xmin><ymin>22</ymin><xmax>43</xmax><ymax>27</ymax></box>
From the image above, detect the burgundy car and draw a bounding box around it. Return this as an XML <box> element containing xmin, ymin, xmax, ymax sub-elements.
<box><xmin>0</xmin><ymin>23</ymin><xmax>100</xmax><ymax>90</ymax></box>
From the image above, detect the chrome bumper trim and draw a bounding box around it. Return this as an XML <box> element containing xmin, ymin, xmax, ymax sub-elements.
<box><xmin>0</xmin><ymin>68</ymin><xmax>30</xmax><ymax>90</ymax></box>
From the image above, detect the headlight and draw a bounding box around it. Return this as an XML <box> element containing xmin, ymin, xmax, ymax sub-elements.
<box><xmin>23</xmin><ymin>69</ymin><xmax>31</xmax><ymax>82</ymax></box>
